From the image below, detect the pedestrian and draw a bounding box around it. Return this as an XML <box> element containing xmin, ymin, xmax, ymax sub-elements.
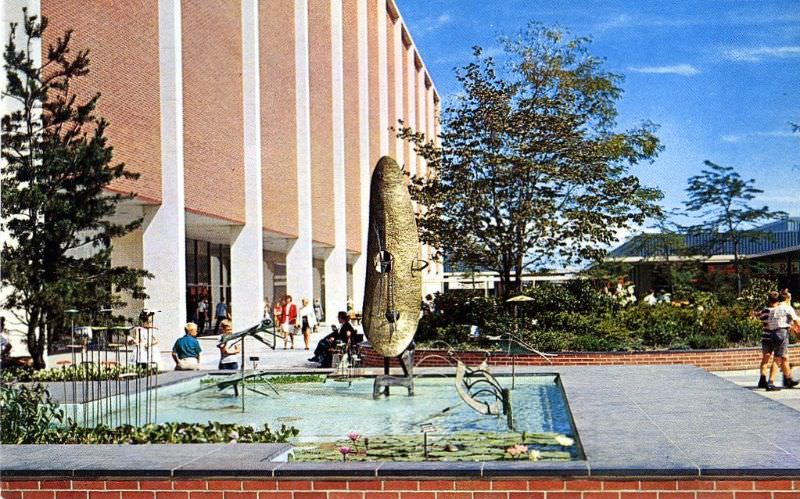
<box><xmin>214</xmin><ymin>297</ymin><xmax>228</xmax><ymax>335</ymax></box>
<box><xmin>196</xmin><ymin>298</ymin><xmax>208</xmax><ymax>334</ymax></box>
<box><xmin>217</xmin><ymin>320</ymin><xmax>240</xmax><ymax>370</ymax></box>
<box><xmin>313</xmin><ymin>298</ymin><xmax>324</xmax><ymax>325</ymax></box>
<box><xmin>130</xmin><ymin>311</ymin><xmax>162</xmax><ymax>371</ymax></box>
<box><xmin>299</xmin><ymin>298</ymin><xmax>317</xmax><ymax>350</ymax></box>
<box><xmin>172</xmin><ymin>323</ymin><xmax>201</xmax><ymax>370</ymax></box>
<box><xmin>346</xmin><ymin>296</ymin><xmax>355</xmax><ymax>320</ymax></box>
<box><xmin>762</xmin><ymin>289</ymin><xmax>800</xmax><ymax>389</ymax></box>
<box><xmin>274</xmin><ymin>297</ymin><xmax>285</xmax><ymax>329</ymax></box>
<box><xmin>263</xmin><ymin>298</ymin><xmax>271</xmax><ymax>321</ymax></box>
<box><xmin>758</xmin><ymin>291</ymin><xmax>782</xmax><ymax>390</ymax></box>
<box><xmin>281</xmin><ymin>295</ymin><xmax>298</xmax><ymax>349</ymax></box>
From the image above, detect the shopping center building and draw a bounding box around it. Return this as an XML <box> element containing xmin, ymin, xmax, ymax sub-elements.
<box><xmin>2</xmin><ymin>0</ymin><xmax>441</xmax><ymax>347</ymax></box>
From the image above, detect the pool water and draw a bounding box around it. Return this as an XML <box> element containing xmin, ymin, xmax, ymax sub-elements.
<box><xmin>129</xmin><ymin>374</ymin><xmax>577</xmax><ymax>443</ymax></box>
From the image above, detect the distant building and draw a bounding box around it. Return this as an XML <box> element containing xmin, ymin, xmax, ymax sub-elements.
<box><xmin>424</xmin><ymin>261</ymin><xmax>578</xmax><ymax>297</ymax></box>
<box><xmin>607</xmin><ymin>218</ymin><xmax>800</xmax><ymax>296</ymax></box>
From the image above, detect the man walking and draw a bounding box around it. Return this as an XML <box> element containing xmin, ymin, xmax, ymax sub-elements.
<box><xmin>214</xmin><ymin>297</ymin><xmax>228</xmax><ymax>335</ymax></box>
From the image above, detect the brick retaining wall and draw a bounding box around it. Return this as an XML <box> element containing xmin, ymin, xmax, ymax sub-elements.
<box><xmin>361</xmin><ymin>345</ymin><xmax>800</xmax><ymax>371</ymax></box>
<box><xmin>2</xmin><ymin>478</ymin><xmax>799</xmax><ymax>499</ymax></box>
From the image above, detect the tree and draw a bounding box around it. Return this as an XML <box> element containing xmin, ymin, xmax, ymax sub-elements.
<box><xmin>683</xmin><ymin>160</ymin><xmax>785</xmax><ymax>295</ymax></box>
<box><xmin>398</xmin><ymin>24</ymin><xmax>663</xmax><ymax>298</ymax></box>
<box><xmin>1</xmin><ymin>10</ymin><xmax>150</xmax><ymax>368</ymax></box>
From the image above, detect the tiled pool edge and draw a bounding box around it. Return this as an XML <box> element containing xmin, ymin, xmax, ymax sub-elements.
<box><xmin>2</xmin><ymin>444</ymin><xmax>800</xmax><ymax>480</ymax></box>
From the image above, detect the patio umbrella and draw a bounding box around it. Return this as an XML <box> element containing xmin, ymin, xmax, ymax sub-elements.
<box><xmin>503</xmin><ymin>295</ymin><xmax>535</xmax><ymax>389</ymax></box>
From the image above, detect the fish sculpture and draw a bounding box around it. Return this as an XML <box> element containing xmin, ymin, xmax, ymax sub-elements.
<box><xmin>361</xmin><ymin>156</ymin><xmax>423</xmax><ymax>358</ymax></box>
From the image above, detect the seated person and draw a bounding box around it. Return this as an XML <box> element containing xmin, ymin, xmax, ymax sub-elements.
<box><xmin>172</xmin><ymin>322</ymin><xmax>201</xmax><ymax>370</ymax></box>
<box><xmin>217</xmin><ymin>320</ymin><xmax>240</xmax><ymax>370</ymax></box>
<box><xmin>309</xmin><ymin>311</ymin><xmax>358</xmax><ymax>367</ymax></box>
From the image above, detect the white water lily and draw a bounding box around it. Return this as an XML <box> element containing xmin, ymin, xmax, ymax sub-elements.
<box><xmin>528</xmin><ymin>449</ymin><xmax>541</xmax><ymax>461</ymax></box>
<box><xmin>554</xmin><ymin>435</ymin><xmax>574</xmax><ymax>446</ymax></box>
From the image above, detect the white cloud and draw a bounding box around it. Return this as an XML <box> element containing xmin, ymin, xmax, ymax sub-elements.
<box><xmin>592</xmin><ymin>14</ymin><xmax>633</xmax><ymax>33</ymax></box>
<box><xmin>627</xmin><ymin>64</ymin><xmax>700</xmax><ymax>76</ymax></box>
<box><xmin>417</xmin><ymin>12</ymin><xmax>452</xmax><ymax>34</ymax></box>
<box><xmin>722</xmin><ymin>45</ymin><xmax>800</xmax><ymax>62</ymax></box>
<box><xmin>721</xmin><ymin>130</ymin><xmax>799</xmax><ymax>142</ymax></box>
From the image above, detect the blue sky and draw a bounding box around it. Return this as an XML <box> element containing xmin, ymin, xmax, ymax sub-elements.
<box><xmin>399</xmin><ymin>0</ymin><xmax>800</xmax><ymax>226</ymax></box>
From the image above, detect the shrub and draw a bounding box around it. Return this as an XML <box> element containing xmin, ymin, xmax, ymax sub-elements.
<box><xmin>0</xmin><ymin>383</ymin><xmax>64</xmax><ymax>444</ymax></box>
<box><xmin>418</xmin><ymin>284</ymin><xmax>766</xmax><ymax>353</ymax></box>
<box><xmin>0</xmin><ymin>383</ymin><xmax>299</xmax><ymax>444</ymax></box>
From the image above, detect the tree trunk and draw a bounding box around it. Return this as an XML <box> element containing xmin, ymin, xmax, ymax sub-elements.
<box><xmin>27</xmin><ymin>308</ymin><xmax>47</xmax><ymax>370</ymax></box>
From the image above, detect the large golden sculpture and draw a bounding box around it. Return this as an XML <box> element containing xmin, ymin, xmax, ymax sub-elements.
<box><xmin>361</xmin><ymin>156</ymin><xmax>422</xmax><ymax>358</ymax></box>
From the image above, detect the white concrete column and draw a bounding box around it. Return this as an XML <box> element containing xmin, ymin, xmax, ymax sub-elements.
<box><xmin>324</xmin><ymin>0</ymin><xmax>347</xmax><ymax>318</ymax></box>
<box><xmin>416</xmin><ymin>67</ymin><xmax>427</xmax><ymax>176</ymax></box>
<box><xmin>351</xmin><ymin>0</ymin><xmax>370</xmax><ymax>310</ymax></box>
<box><xmin>142</xmin><ymin>0</ymin><xmax>187</xmax><ymax>348</ymax></box>
<box><xmin>405</xmin><ymin>47</ymin><xmax>416</xmax><ymax>176</ymax></box>
<box><xmin>286</xmin><ymin>0</ymin><xmax>314</xmax><ymax>302</ymax></box>
<box><xmin>376</xmin><ymin>0</ymin><xmax>389</xmax><ymax>155</ymax></box>
<box><xmin>392</xmin><ymin>19</ymin><xmax>403</xmax><ymax>165</ymax></box>
<box><xmin>230</xmin><ymin>0</ymin><xmax>265</xmax><ymax>331</ymax></box>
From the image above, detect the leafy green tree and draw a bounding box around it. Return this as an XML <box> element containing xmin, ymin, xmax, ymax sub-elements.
<box><xmin>398</xmin><ymin>24</ymin><xmax>663</xmax><ymax>298</ymax></box>
<box><xmin>1</xmin><ymin>10</ymin><xmax>150</xmax><ymax>368</ymax></box>
<box><xmin>683</xmin><ymin>160</ymin><xmax>785</xmax><ymax>295</ymax></box>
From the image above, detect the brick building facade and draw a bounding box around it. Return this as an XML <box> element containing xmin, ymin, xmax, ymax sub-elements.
<box><xmin>2</xmin><ymin>0</ymin><xmax>442</xmax><ymax>347</ymax></box>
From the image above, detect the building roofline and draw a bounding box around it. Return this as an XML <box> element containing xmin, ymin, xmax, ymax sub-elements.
<box><xmin>385</xmin><ymin>0</ymin><xmax>440</xmax><ymax>104</ymax></box>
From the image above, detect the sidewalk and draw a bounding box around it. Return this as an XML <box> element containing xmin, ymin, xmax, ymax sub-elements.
<box><xmin>713</xmin><ymin>368</ymin><xmax>800</xmax><ymax>412</ymax></box>
<box><xmin>44</xmin><ymin>328</ymin><xmax>332</xmax><ymax>372</ymax></box>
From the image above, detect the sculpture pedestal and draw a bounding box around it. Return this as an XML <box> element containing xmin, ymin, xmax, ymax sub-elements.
<box><xmin>372</xmin><ymin>348</ymin><xmax>414</xmax><ymax>398</ymax></box>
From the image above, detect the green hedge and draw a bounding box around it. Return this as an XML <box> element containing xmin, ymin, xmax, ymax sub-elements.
<box><xmin>417</xmin><ymin>281</ymin><xmax>764</xmax><ymax>352</ymax></box>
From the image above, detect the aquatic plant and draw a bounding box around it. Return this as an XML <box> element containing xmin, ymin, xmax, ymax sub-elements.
<box><xmin>1</xmin><ymin>364</ymin><xmax>156</xmax><ymax>383</ymax></box>
<box><xmin>199</xmin><ymin>374</ymin><xmax>326</xmax><ymax>385</ymax></box>
<box><xmin>338</xmin><ymin>446</ymin><xmax>353</xmax><ymax>461</ymax></box>
<box><xmin>506</xmin><ymin>444</ymin><xmax>528</xmax><ymax>459</ymax></box>
<box><xmin>554</xmin><ymin>435</ymin><xmax>574</xmax><ymax>446</ymax></box>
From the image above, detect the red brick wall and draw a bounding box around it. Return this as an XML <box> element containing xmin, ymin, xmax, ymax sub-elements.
<box><xmin>181</xmin><ymin>0</ymin><xmax>245</xmax><ymax>223</ymax></box>
<box><xmin>260</xmin><ymin>0</ymin><xmax>299</xmax><ymax>237</ymax></box>
<box><xmin>2</xmin><ymin>478</ymin><xmax>798</xmax><ymax>499</ymax></box>
<box><xmin>42</xmin><ymin>0</ymin><xmax>162</xmax><ymax>203</ymax></box>
<box><xmin>362</xmin><ymin>345</ymin><xmax>800</xmax><ymax>371</ymax></box>
<box><xmin>308</xmin><ymin>0</ymin><xmax>335</xmax><ymax>246</ymax></box>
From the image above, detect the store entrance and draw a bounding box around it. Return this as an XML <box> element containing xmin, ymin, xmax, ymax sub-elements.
<box><xmin>186</xmin><ymin>238</ymin><xmax>231</xmax><ymax>336</ymax></box>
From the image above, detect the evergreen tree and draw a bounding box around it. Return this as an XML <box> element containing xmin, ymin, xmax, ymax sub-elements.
<box><xmin>1</xmin><ymin>10</ymin><xmax>150</xmax><ymax>368</ymax></box>
<box><xmin>398</xmin><ymin>24</ymin><xmax>663</xmax><ymax>298</ymax></box>
<box><xmin>683</xmin><ymin>160</ymin><xmax>785</xmax><ymax>295</ymax></box>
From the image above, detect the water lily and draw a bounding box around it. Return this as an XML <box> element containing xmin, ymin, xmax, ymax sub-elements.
<box><xmin>506</xmin><ymin>444</ymin><xmax>528</xmax><ymax>459</ymax></box>
<box><xmin>528</xmin><ymin>449</ymin><xmax>541</xmax><ymax>461</ymax></box>
<box><xmin>347</xmin><ymin>431</ymin><xmax>361</xmax><ymax>443</ymax></box>
<box><xmin>338</xmin><ymin>446</ymin><xmax>353</xmax><ymax>461</ymax></box>
<box><xmin>554</xmin><ymin>435</ymin><xmax>574</xmax><ymax>447</ymax></box>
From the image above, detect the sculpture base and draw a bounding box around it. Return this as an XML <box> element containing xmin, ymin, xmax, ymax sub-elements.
<box><xmin>372</xmin><ymin>349</ymin><xmax>414</xmax><ymax>398</ymax></box>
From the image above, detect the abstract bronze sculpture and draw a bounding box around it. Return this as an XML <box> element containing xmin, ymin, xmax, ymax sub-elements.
<box><xmin>361</xmin><ymin>156</ymin><xmax>423</xmax><ymax>396</ymax></box>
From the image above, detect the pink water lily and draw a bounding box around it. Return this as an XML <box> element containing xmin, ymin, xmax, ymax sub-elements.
<box><xmin>347</xmin><ymin>431</ymin><xmax>361</xmax><ymax>443</ymax></box>
<box><xmin>506</xmin><ymin>444</ymin><xmax>528</xmax><ymax>459</ymax></box>
<box><xmin>338</xmin><ymin>446</ymin><xmax>353</xmax><ymax>461</ymax></box>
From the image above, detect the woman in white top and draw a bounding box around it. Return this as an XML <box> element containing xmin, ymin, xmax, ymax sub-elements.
<box><xmin>298</xmin><ymin>298</ymin><xmax>318</xmax><ymax>350</ymax></box>
<box><xmin>129</xmin><ymin>312</ymin><xmax>162</xmax><ymax>371</ymax></box>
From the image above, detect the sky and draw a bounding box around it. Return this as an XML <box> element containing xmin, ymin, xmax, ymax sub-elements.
<box><xmin>398</xmin><ymin>0</ymin><xmax>800</xmax><ymax>229</ymax></box>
